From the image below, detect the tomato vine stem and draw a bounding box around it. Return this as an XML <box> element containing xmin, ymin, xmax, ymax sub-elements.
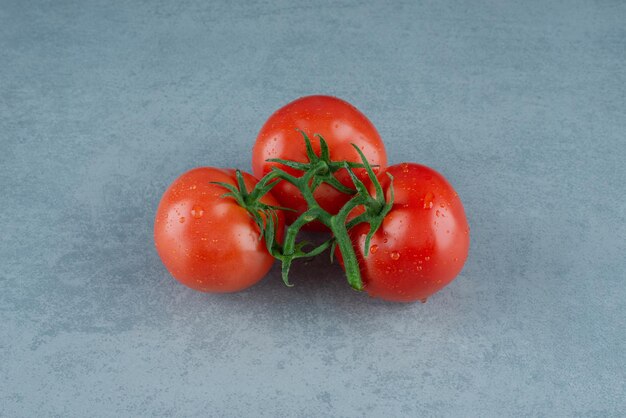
<box><xmin>216</xmin><ymin>130</ymin><xmax>394</xmax><ymax>291</ymax></box>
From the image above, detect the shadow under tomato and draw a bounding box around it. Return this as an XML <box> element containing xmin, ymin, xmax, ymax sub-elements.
<box><xmin>204</xmin><ymin>231</ymin><xmax>419</xmax><ymax>312</ymax></box>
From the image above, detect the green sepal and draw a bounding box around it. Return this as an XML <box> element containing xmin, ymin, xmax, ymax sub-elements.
<box><xmin>234</xmin><ymin>169</ymin><xmax>248</xmax><ymax>195</ymax></box>
<box><xmin>351</xmin><ymin>144</ymin><xmax>384</xmax><ymax>201</ymax></box>
<box><xmin>323</xmin><ymin>175</ymin><xmax>356</xmax><ymax>195</ymax></box>
<box><xmin>315</xmin><ymin>134</ymin><xmax>331</xmax><ymax>161</ymax></box>
<box><xmin>297</xmin><ymin>129</ymin><xmax>319</xmax><ymax>163</ymax></box>
<box><xmin>266</xmin><ymin>158</ymin><xmax>310</xmax><ymax>171</ymax></box>
<box><xmin>210</xmin><ymin>181</ymin><xmax>239</xmax><ymax>195</ymax></box>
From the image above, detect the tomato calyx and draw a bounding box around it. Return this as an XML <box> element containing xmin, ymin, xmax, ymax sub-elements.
<box><xmin>209</xmin><ymin>170</ymin><xmax>290</xmax><ymax>246</ymax></box>
<box><xmin>265</xmin><ymin>129</ymin><xmax>367</xmax><ymax>196</ymax></box>
<box><xmin>343</xmin><ymin>145</ymin><xmax>395</xmax><ymax>257</ymax></box>
<box><xmin>215</xmin><ymin>131</ymin><xmax>395</xmax><ymax>291</ymax></box>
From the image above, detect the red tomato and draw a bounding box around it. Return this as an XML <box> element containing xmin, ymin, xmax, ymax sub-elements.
<box><xmin>154</xmin><ymin>167</ymin><xmax>284</xmax><ymax>292</ymax></box>
<box><xmin>346</xmin><ymin>163</ymin><xmax>470</xmax><ymax>302</ymax></box>
<box><xmin>252</xmin><ymin>95</ymin><xmax>387</xmax><ymax>230</ymax></box>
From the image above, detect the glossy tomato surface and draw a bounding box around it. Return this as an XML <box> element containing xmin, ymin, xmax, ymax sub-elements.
<box><xmin>348</xmin><ymin>163</ymin><xmax>470</xmax><ymax>302</ymax></box>
<box><xmin>154</xmin><ymin>167</ymin><xmax>284</xmax><ymax>292</ymax></box>
<box><xmin>252</xmin><ymin>95</ymin><xmax>387</xmax><ymax>230</ymax></box>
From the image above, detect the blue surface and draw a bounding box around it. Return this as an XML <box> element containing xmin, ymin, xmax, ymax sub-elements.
<box><xmin>1</xmin><ymin>0</ymin><xmax>625</xmax><ymax>416</ymax></box>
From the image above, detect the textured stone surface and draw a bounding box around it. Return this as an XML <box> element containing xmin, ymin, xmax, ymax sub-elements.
<box><xmin>1</xmin><ymin>0</ymin><xmax>625</xmax><ymax>416</ymax></box>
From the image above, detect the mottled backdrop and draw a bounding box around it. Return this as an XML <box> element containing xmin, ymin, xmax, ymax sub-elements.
<box><xmin>1</xmin><ymin>0</ymin><xmax>625</xmax><ymax>416</ymax></box>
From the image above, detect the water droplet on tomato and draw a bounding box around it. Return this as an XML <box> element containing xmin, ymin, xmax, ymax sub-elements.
<box><xmin>370</xmin><ymin>244</ymin><xmax>378</xmax><ymax>254</ymax></box>
<box><xmin>401</xmin><ymin>163</ymin><xmax>409</xmax><ymax>173</ymax></box>
<box><xmin>179</xmin><ymin>216</ymin><xmax>186</xmax><ymax>223</ymax></box>
<box><xmin>189</xmin><ymin>185</ymin><xmax>197</xmax><ymax>190</ymax></box>
<box><xmin>420</xmin><ymin>298</ymin><xmax>428</xmax><ymax>304</ymax></box>
<box><xmin>416</xmin><ymin>265</ymin><xmax>423</xmax><ymax>271</ymax></box>
<box><xmin>390</xmin><ymin>251</ymin><xmax>400</xmax><ymax>260</ymax></box>
<box><xmin>423</xmin><ymin>192</ymin><xmax>434</xmax><ymax>209</ymax></box>
<box><xmin>383</xmin><ymin>238</ymin><xmax>388</xmax><ymax>243</ymax></box>
<box><xmin>425</xmin><ymin>256</ymin><xmax>430</xmax><ymax>261</ymax></box>
<box><xmin>191</xmin><ymin>205</ymin><xmax>204</xmax><ymax>219</ymax></box>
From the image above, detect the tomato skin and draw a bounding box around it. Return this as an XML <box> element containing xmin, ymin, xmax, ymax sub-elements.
<box><xmin>154</xmin><ymin>167</ymin><xmax>284</xmax><ymax>293</ymax></box>
<box><xmin>252</xmin><ymin>95</ymin><xmax>387</xmax><ymax>230</ymax></box>
<box><xmin>347</xmin><ymin>163</ymin><xmax>470</xmax><ymax>302</ymax></box>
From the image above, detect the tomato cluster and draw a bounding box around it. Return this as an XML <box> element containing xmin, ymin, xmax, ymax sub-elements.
<box><xmin>154</xmin><ymin>95</ymin><xmax>470</xmax><ymax>303</ymax></box>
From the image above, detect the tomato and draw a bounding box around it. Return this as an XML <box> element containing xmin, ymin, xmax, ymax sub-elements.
<box><xmin>346</xmin><ymin>163</ymin><xmax>470</xmax><ymax>302</ymax></box>
<box><xmin>252</xmin><ymin>95</ymin><xmax>387</xmax><ymax>230</ymax></box>
<box><xmin>154</xmin><ymin>167</ymin><xmax>284</xmax><ymax>292</ymax></box>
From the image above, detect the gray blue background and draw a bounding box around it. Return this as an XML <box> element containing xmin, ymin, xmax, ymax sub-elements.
<box><xmin>1</xmin><ymin>0</ymin><xmax>625</xmax><ymax>416</ymax></box>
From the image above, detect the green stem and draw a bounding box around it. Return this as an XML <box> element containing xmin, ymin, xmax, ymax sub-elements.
<box><xmin>345</xmin><ymin>212</ymin><xmax>369</xmax><ymax>230</ymax></box>
<box><xmin>257</xmin><ymin>163</ymin><xmax>370</xmax><ymax>290</ymax></box>
<box><xmin>217</xmin><ymin>130</ymin><xmax>394</xmax><ymax>292</ymax></box>
<box><xmin>278</xmin><ymin>209</ymin><xmax>319</xmax><ymax>285</ymax></box>
<box><xmin>329</xmin><ymin>197</ymin><xmax>364</xmax><ymax>290</ymax></box>
<box><xmin>282</xmin><ymin>209</ymin><xmax>319</xmax><ymax>256</ymax></box>
<box><xmin>330</xmin><ymin>216</ymin><xmax>363</xmax><ymax>291</ymax></box>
